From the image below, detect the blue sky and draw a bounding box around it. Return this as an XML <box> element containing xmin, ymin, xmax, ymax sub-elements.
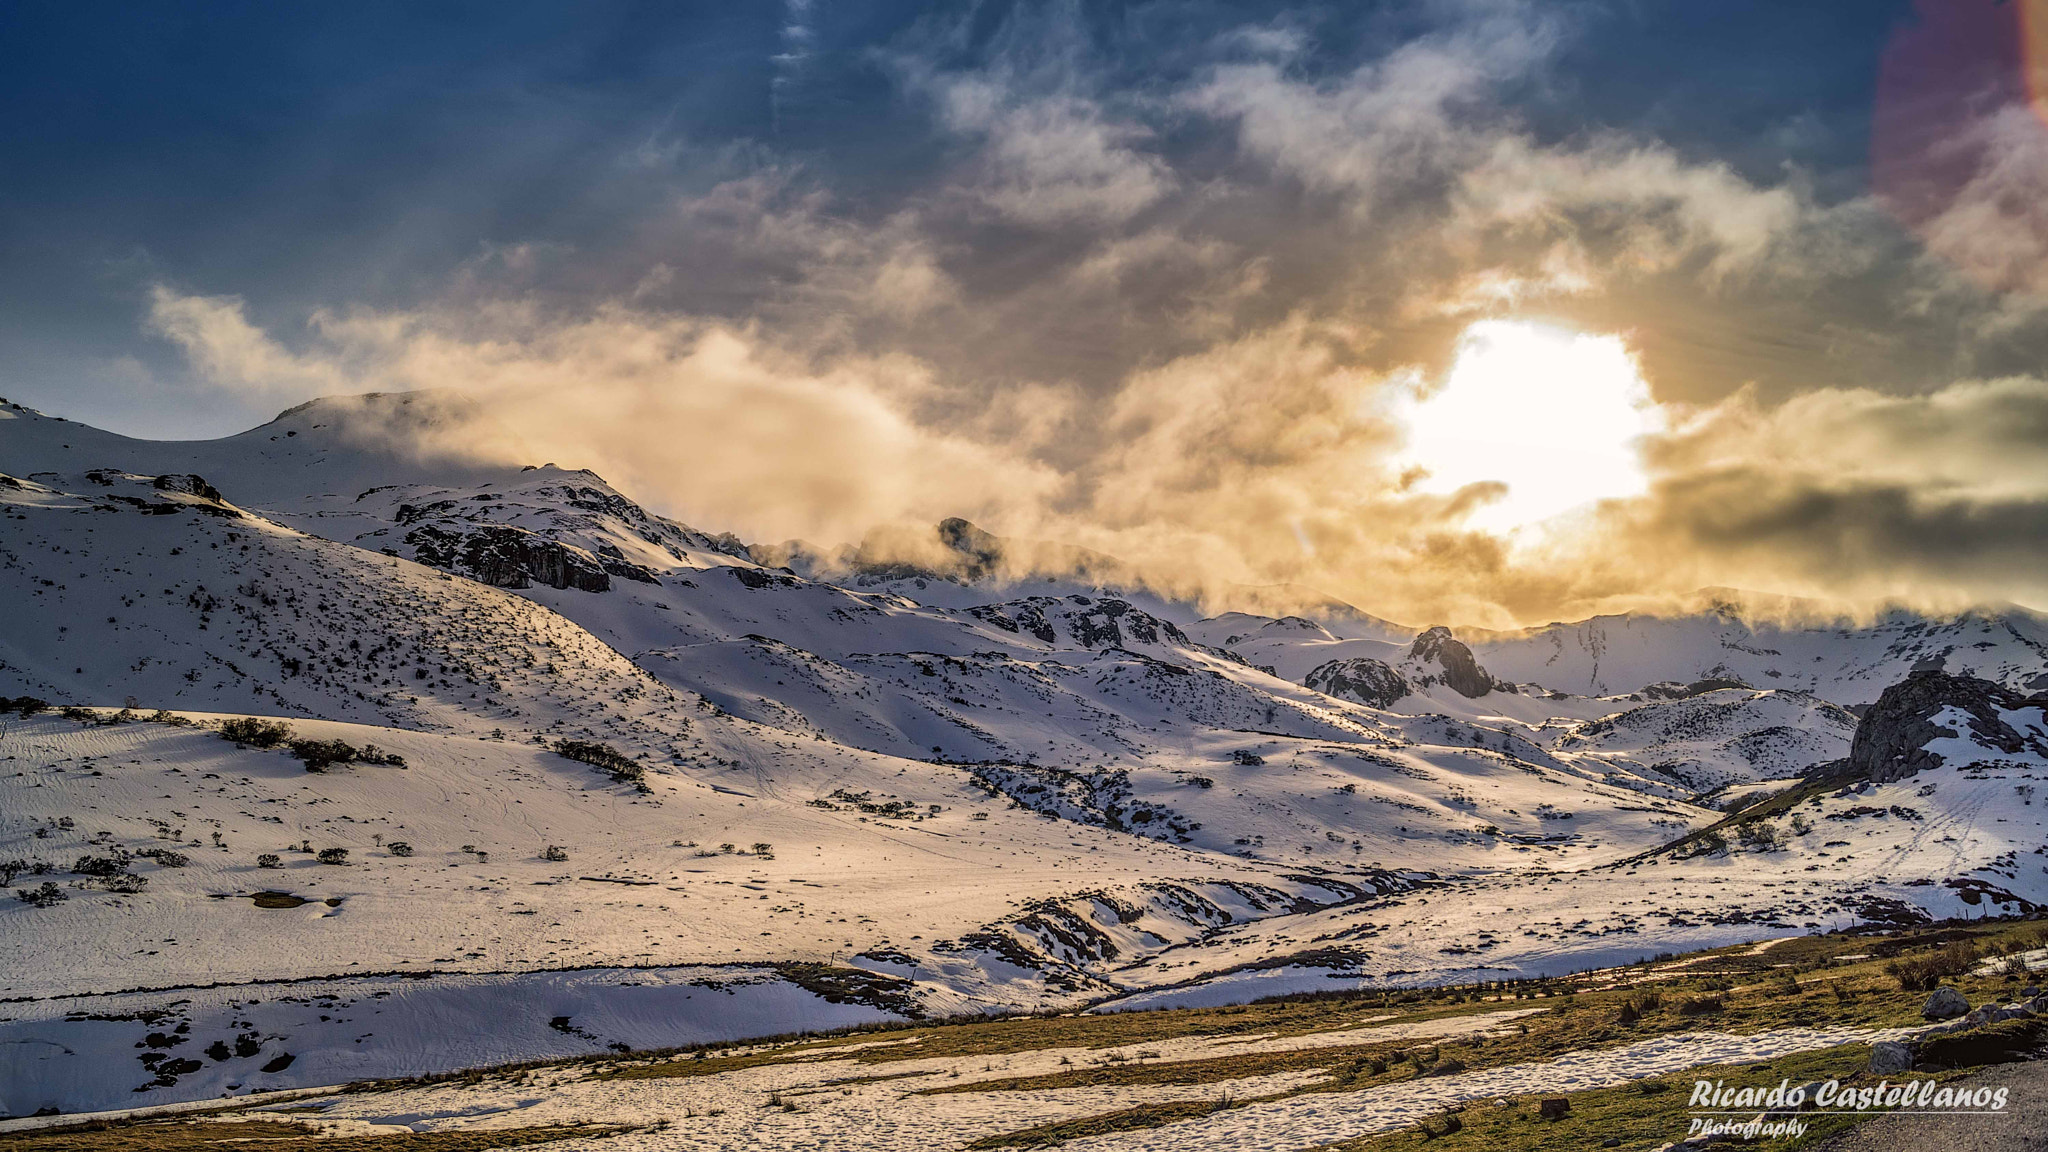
<box><xmin>5</xmin><ymin>0</ymin><xmax>2048</xmax><ymax>623</ymax></box>
<box><xmin>0</xmin><ymin>0</ymin><xmax>1928</xmax><ymax>433</ymax></box>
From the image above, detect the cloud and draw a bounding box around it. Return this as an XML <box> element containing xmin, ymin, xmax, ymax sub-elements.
<box><xmin>1612</xmin><ymin>376</ymin><xmax>2048</xmax><ymax>607</ymax></box>
<box><xmin>892</xmin><ymin>10</ymin><xmax>1177</xmax><ymax>230</ymax></box>
<box><xmin>146</xmin><ymin>286</ymin><xmax>351</xmax><ymax>399</ymax></box>
<box><xmin>129</xmin><ymin>2</ymin><xmax>2048</xmax><ymax>626</ymax></box>
<box><xmin>146</xmin><ymin>289</ymin><xmax>1061</xmax><ymax>546</ymax></box>
<box><xmin>938</xmin><ymin>83</ymin><xmax>1174</xmax><ymax>227</ymax></box>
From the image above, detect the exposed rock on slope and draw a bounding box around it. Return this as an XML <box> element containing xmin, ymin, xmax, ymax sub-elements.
<box><xmin>1848</xmin><ymin>670</ymin><xmax>2048</xmax><ymax>782</ymax></box>
<box><xmin>1304</xmin><ymin>657</ymin><xmax>1409</xmax><ymax>708</ymax></box>
<box><xmin>968</xmin><ymin>595</ymin><xmax>1189</xmax><ymax>650</ymax></box>
<box><xmin>1404</xmin><ymin>626</ymin><xmax>1506</xmax><ymax>699</ymax></box>
<box><xmin>404</xmin><ymin>523</ymin><xmax>639</xmax><ymax>592</ymax></box>
<box><xmin>1558</xmin><ymin>688</ymin><xmax>1856</xmax><ymax>793</ymax></box>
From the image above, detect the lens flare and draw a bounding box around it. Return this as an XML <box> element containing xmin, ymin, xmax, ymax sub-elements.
<box><xmin>1874</xmin><ymin>0</ymin><xmax>2048</xmax><ymax>294</ymax></box>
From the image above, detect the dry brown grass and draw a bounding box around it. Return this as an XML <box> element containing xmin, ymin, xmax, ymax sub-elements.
<box><xmin>965</xmin><ymin>1099</ymin><xmax>1235</xmax><ymax>1149</ymax></box>
<box><xmin>0</xmin><ymin>1119</ymin><xmax>627</xmax><ymax>1152</ymax></box>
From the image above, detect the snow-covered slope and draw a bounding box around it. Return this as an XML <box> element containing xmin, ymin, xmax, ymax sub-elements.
<box><xmin>1461</xmin><ymin>595</ymin><xmax>2048</xmax><ymax>705</ymax></box>
<box><xmin>4</xmin><ymin>390</ymin><xmax>2048</xmax><ymax>1118</ymax></box>
<box><xmin>1554</xmin><ymin>687</ymin><xmax>1860</xmax><ymax>794</ymax></box>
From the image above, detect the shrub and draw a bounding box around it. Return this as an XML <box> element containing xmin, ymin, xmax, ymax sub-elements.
<box><xmin>147</xmin><ymin>709</ymin><xmax>193</xmax><ymax>726</ymax></box>
<box><xmin>0</xmin><ymin>696</ymin><xmax>50</xmax><ymax>716</ymax></box>
<box><xmin>1735</xmin><ymin>819</ymin><xmax>1784</xmax><ymax>851</ymax></box>
<box><xmin>287</xmin><ymin>738</ymin><xmax>403</xmax><ymax>770</ymax></box>
<box><xmin>91</xmin><ymin>873</ymin><xmax>148</xmax><ymax>894</ymax></box>
<box><xmin>136</xmin><ymin>849</ymin><xmax>188</xmax><ymax>868</ymax></box>
<box><xmin>386</xmin><ymin>842</ymin><xmax>413</xmax><ymax>857</ymax></box>
<box><xmin>221</xmin><ymin>717</ymin><xmax>292</xmax><ymax>748</ymax></box>
<box><xmin>1680</xmin><ymin>829</ymin><xmax>1728</xmax><ymax>858</ymax></box>
<box><xmin>256</xmin><ymin>854</ymin><xmax>282</xmax><ymax>869</ymax></box>
<box><xmin>315</xmin><ymin>847</ymin><xmax>350</xmax><ymax>865</ymax></box>
<box><xmin>71</xmin><ymin>854</ymin><xmax>132</xmax><ymax>878</ymax></box>
<box><xmin>0</xmin><ymin>859</ymin><xmax>26</xmax><ymax>886</ymax></box>
<box><xmin>290</xmin><ymin>739</ymin><xmax>358</xmax><ymax>771</ymax></box>
<box><xmin>542</xmin><ymin>845</ymin><xmax>568</xmax><ymax>862</ymax></box>
<box><xmin>1677</xmin><ymin>995</ymin><xmax>1724</xmax><ymax>1016</ymax></box>
<box><xmin>1886</xmin><ymin>941</ymin><xmax>1979</xmax><ymax>992</ymax></box>
<box><xmin>15</xmin><ymin>882</ymin><xmax>66</xmax><ymax>907</ymax></box>
<box><xmin>751</xmin><ymin>842</ymin><xmax>775</xmax><ymax>859</ymax></box>
<box><xmin>552</xmin><ymin>739</ymin><xmax>648</xmax><ymax>787</ymax></box>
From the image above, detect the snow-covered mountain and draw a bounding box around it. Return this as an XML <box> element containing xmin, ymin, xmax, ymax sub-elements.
<box><xmin>3</xmin><ymin>389</ymin><xmax>2046</xmax><ymax>1116</ymax></box>
<box><xmin>1461</xmin><ymin>593</ymin><xmax>2048</xmax><ymax>705</ymax></box>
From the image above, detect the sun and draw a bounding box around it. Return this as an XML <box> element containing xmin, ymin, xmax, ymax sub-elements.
<box><xmin>1400</xmin><ymin>319</ymin><xmax>1663</xmax><ymax>534</ymax></box>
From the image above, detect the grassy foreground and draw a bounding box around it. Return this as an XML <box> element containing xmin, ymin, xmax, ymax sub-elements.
<box><xmin>4</xmin><ymin>917</ymin><xmax>2040</xmax><ymax>1151</ymax></box>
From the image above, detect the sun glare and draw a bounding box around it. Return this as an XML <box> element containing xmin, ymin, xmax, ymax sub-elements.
<box><xmin>1402</xmin><ymin>319</ymin><xmax>1662</xmax><ymax>534</ymax></box>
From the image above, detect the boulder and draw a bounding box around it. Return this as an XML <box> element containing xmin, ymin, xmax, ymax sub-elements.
<box><xmin>1848</xmin><ymin>671</ymin><xmax>2045</xmax><ymax>783</ymax></box>
<box><xmin>1922</xmin><ymin>986</ymin><xmax>1970</xmax><ymax>1021</ymax></box>
<box><xmin>151</xmin><ymin>473</ymin><xmax>225</xmax><ymax>502</ymax></box>
<box><xmin>1304</xmin><ymin>658</ymin><xmax>1409</xmax><ymax>708</ymax></box>
<box><xmin>1867</xmin><ymin>1041</ymin><xmax>1915</xmax><ymax>1074</ymax></box>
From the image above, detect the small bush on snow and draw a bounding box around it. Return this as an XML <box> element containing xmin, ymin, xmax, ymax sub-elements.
<box><xmin>552</xmin><ymin>739</ymin><xmax>648</xmax><ymax>789</ymax></box>
<box><xmin>220</xmin><ymin>717</ymin><xmax>292</xmax><ymax>748</ymax></box>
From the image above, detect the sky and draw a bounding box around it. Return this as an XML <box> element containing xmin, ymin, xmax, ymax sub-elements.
<box><xmin>4</xmin><ymin>0</ymin><xmax>2048</xmax><ymax>627</ymax></box>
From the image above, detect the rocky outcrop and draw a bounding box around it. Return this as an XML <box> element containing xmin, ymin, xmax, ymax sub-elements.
<box><xmin>1638</xmin><ymin>677</ymin><xmax>1751</xmax><ymax>701</ymax></box>
<box><xmin>151</xmin><ymin>473</ymin><xmax>225</xmax><ymax>502</ymax></box>
<box><xmin>1404</xmin><ymin>626</ymin><xmax>1506</xmax><ymax>699</ymax></box>
<box><xmin>1847</xmin><ymin>670</ymin><xmax>2047</xmax><ymax>783</ymax></box>
<box><xmin>404</xmin><ymin>524</ymin><xmax>612</xmax><ymax>592</ymax></box>
<box><xmin>1305</xmin><ymin>658</ymin><xmax>1410</xmax><ymax>708</ymax></box>
<box><xmin>969</xmin><ymin>596</ymin><xmax>1190</xmax><ymax>650</ymax></box>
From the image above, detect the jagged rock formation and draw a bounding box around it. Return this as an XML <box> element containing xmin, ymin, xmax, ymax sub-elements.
<box><xmin>1638</xmin><ymin>677</ymin><xmax>1752</xmax><ymax>701</ymax></box>
<box><xmin>404</xmin><ymin>524</ymin><xmax>624</xmax><ymax>592</ymax></box>
<box><xmin>1848</xmin><ymin>670</ymin><xmax>2048</xmax><ymax>783</ymax></box>
<box><xmin>969</xmin><ymin>595</ymin><xmax>1188</xmax><ymax>650</ymax></box>
<box><xmin>1404</xmin><ymin>626</ymin><xmax>1506</xmax><ymax>699</ymax></box>
<box><xmin>1305</xmin><ymin>658</ymin><xmax>1409</xmax><ymax>708</ymax></box>
<box><xmin>150</xmin><ymin>473</ymin><xmax>226</xmax><ymax>502</ymax></box>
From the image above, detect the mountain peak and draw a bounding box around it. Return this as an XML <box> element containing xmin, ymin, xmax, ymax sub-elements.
<box><xmin>1404</xmin><ymin>625</ymin><xmax>1506</xmax><ymax>698</ymax></box>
